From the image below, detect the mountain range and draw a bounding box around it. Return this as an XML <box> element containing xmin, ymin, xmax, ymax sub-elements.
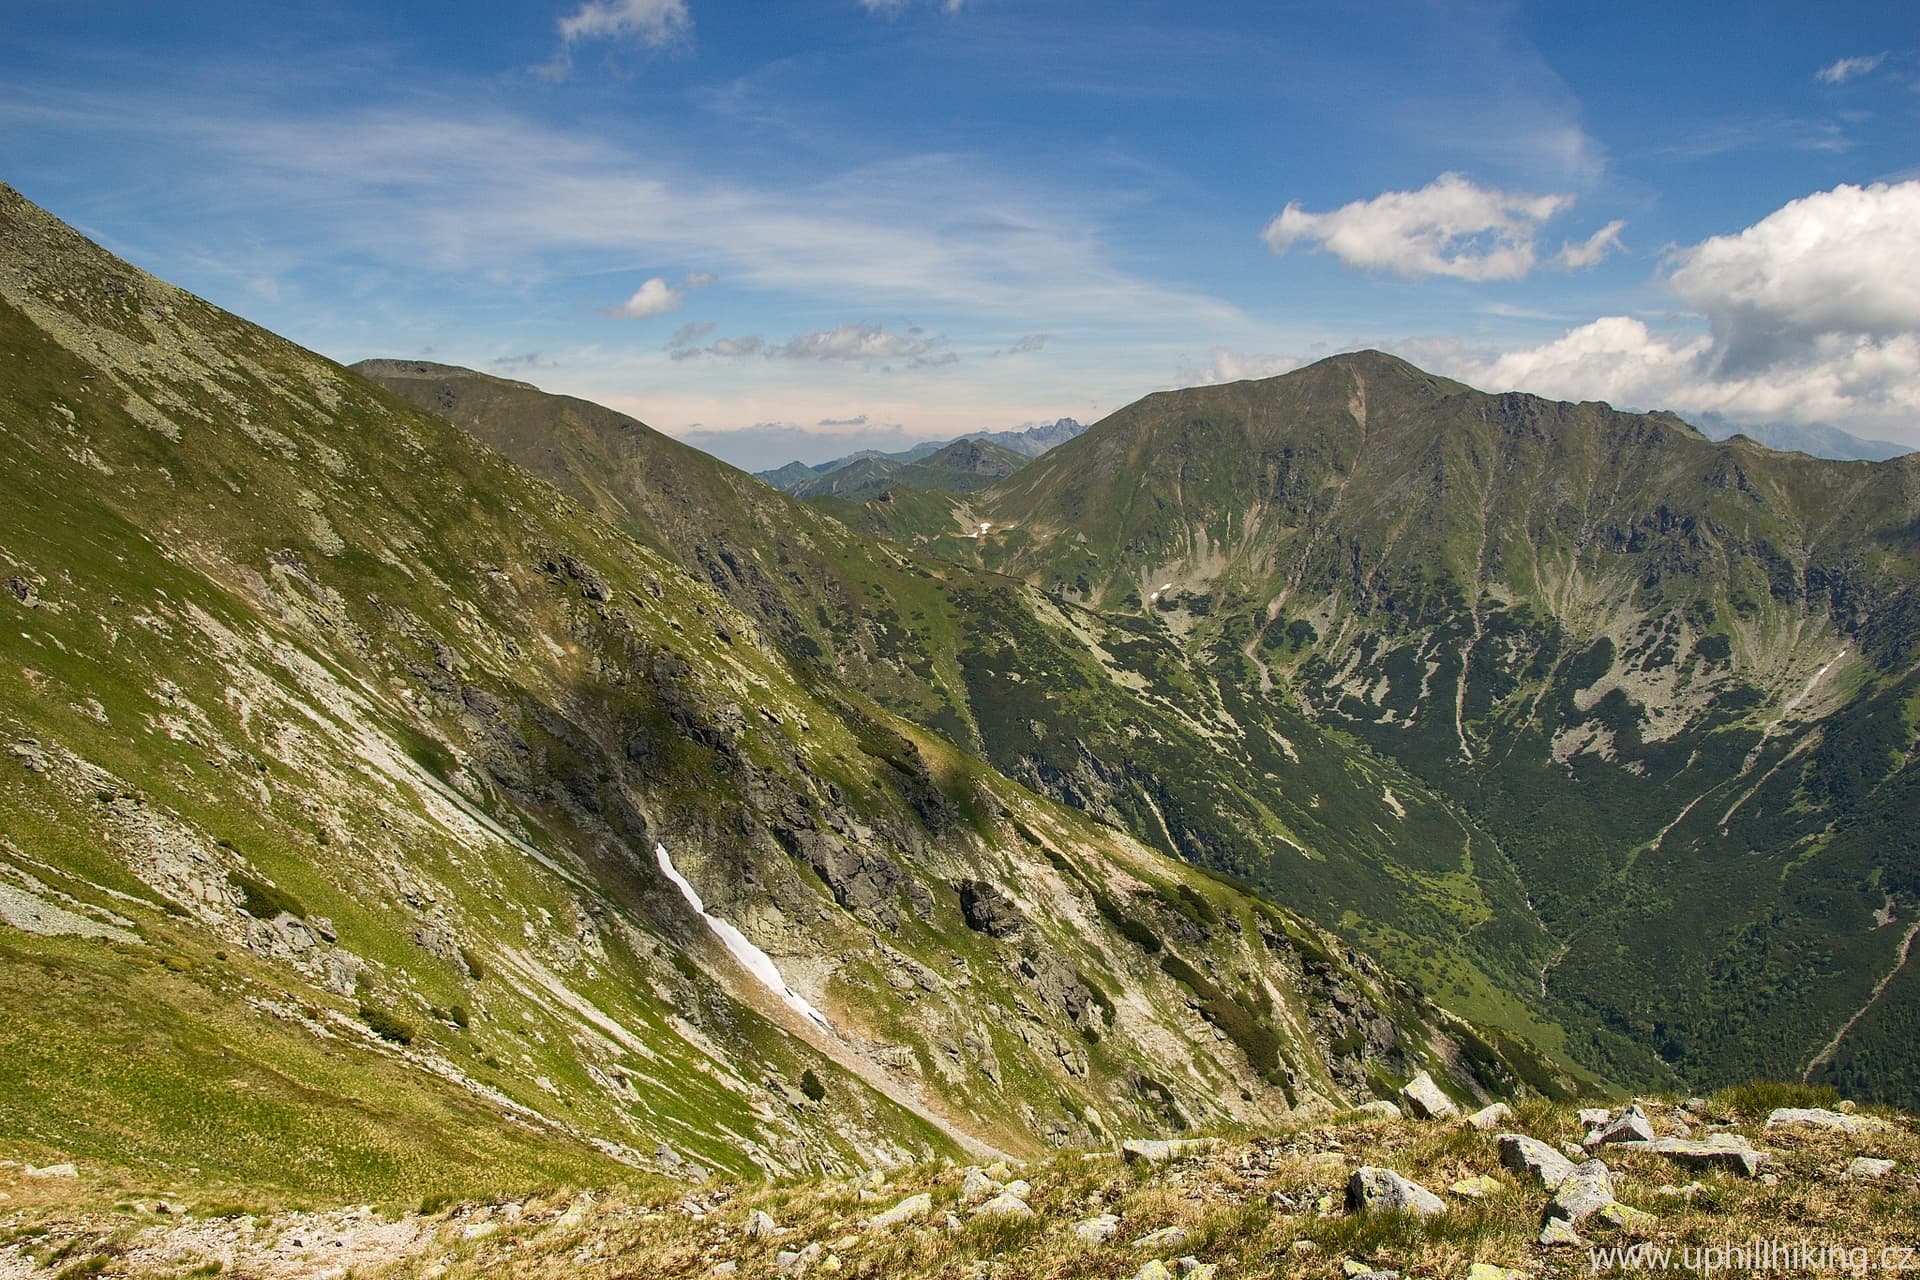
<box><xmin>753</xmin><ymin>417</ymin><xmax>1087</xmax><ymax>494</ymax></box>
<box><xmin>4</xmin><ymin>179</ymin><xmax>1919</xmax><ymax>1219</ymax></box>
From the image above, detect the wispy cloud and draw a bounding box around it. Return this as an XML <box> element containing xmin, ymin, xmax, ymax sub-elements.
<box><xmin>1262</xmin><ymin>173</ymin><xmax>1621</xmax><ymax>281</ymax></box>
<box><xmin>610</xmin><ymin>271</ymin><xmax>715</xmax><ymax>318</ymax></box>
<box><xmin>861</xmin><ymin>0</ymin><xmax>965</xmax><ymax>15</ymax></box>
<box><xmin>1816</xmin><ymin>53</ymin><xmax>1886</xmax><ymax>85</ymax></box>
<box><xmin>11</xmin><ymin>91</ymin><xmax>1240</xmax><ymax>334</ymax></box>
<box><xmin>818</xmin><ymin>414</ymin><xmax>869</xmax><ymax>427</ymax></box>
<box><xmin>539</xmin><ymin>0</ymin><xmax>691</xmax><ymax>79</ymax></box>
<box><xmin>672</xmin><ymin>323</ymin><xmax>956</xmax><ymax>368</ymax></box>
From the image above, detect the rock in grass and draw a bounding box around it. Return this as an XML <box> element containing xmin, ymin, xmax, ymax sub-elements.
<box><xmin>1177</xmin><ymin>1260</ymin><xmax>1218</xmax><ymax>1279</ymax></box>
<box><xmin>1606</xmin><ymin>1136</ymin><xmax>1768</xmax><ymax>1178</ymax></box>
<box><xmin>1447</xmin><ymin>1175</ymin><xmax>1504</xmax><ymax>1199</ymax></box>
<box><xmin>1133</xmin><ymin>1226</ymin><xmax>1191</xmax><ymax>1251</ymax></box>
<box><xmin>1766</xmin><ymin>1108</ymin><xmax>1880</xmax><ymax>1134</ymax></box>
<box><xmin>746</xmin><ymin>1210</ymin><xmax>779</xmax><ymax>1239</ymax></box>
<box><xmin>959</xmin><ymin>1167</ymin><xmax>999</xmax><ymax>1204</ymax></box>
<box><xmin>1846</xmin><ymin>1157</ymin><xmax>1896</xmax><ymax>1180</ymax></box>
<box><xmin>1468</xmin><ymin>1265</ymin><xmax>1527</xmax><ymax>1280</ymax></box>
<box><xmin>1538</xmin><ymin>1218</ymin><xmax>1585</xmax><ymax>1248</ymax></box>
<box><xmin>1134</xmin><ymin>1262</ymin><xmax>1175</xmax><ymax>1280</ymax></box>
<box><xmin>1070</xmin><ymin>1213</ymin><xmax>1120</xmax><ymax>1244</ymax></box>
<box><xmin>1578</xmin><ymin>1108</ymin><xmax>1613</xmax><ymax>1128</ymax></box>
<box><xmin>1466</xmin><ymin>1103</ymin><xmax>1514</xmax><ymax>1131</ymax></box>
<box><xmin>1346</xmin><ymin>1167</ymin><xmax>1446</xmax><ymax>1217</ymax></box>
<box><xmin>1496</xmin><ymin>1134</ymin><xmax>1577</xmax><ymax>1190</ymax></box>
<box><xmin>1545</xmin><ymin>1160</ymin><xmax>1615</xmax><ymax>1225</ymax></box>
<box><xmin>1596</xmin><ymin>1203</ymin><xmax>1658</xmax><ymax>1232</ymax></box>
<box><xmin>866</xmin><ymin>1192</ymin><xmax>931</xmax><ymax>1231</ymax></box>
<box><xmin>1121</xmin><ymin>1138</ymin><xmax>1221</xmax><ymax>1166</ymax></box>
<box><xmin>1354</xmin><ymin>1101</ymin><xmax>1403</xmax><ymax>1121</ymax></box>
<box><xmin>1399</xmin><ymin>1071</ymin><xmax>1459</xmax><ymax>1120</ymax></box>
<box><xmin>1585</xmin><ymin>1105</ymin><xmax>1656</xmax><ymax>1148</ymax></box>
<box><xmin>971</xmin><ymin>1193</ymin><xmax>1033</xmax><ymax>1219</ymax></box>
<box><xmin>24</xmin><ymin>1163</ymin><xmax>78</xmax><ymax>1179</ymax></box>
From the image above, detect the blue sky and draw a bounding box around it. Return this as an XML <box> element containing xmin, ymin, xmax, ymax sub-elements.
<box><xmin>4</xmin><ymin>1</ymin><xmax>1916</xmax><ymax>466</ymax></box>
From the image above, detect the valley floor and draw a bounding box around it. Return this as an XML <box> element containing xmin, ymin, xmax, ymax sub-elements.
<box><xmin>3</xmin><ymin>1088</ymin><xmax>1915</xmax><ymax>1279</ymax></box>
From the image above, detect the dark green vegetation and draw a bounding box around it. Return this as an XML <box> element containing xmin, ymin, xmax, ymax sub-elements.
<box><xmin>945</xmin><ymin>352</ymin><xmax>1920</xmax><ymax>1104</ymax></box>
<box><xmin>0</xmin><ymin>186</ymin><xmax>1552</xmax><ymax>1202</ymax></box>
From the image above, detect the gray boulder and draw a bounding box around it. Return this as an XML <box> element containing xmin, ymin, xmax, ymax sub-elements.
<box><xmin>1121</xmin><ymin>1138</ymin><xmax>1222</xmax><ymax>1166</ymax></box>
<box><xmin>1586</xmin><ymin>1105</ymin><xmax>1656</xmax><ymax>1148</ymax></box>
<box><xmin>1497</xmin><ymin>1133</ymin><xmax>1578</xmax><ymax>1189</ymax></box>
<box><xmin>1605</xmin><ymin>1135</ymin><xmax>1769</xmax><ymax>1178</ymax></box>
<box><xmin>1346</xmin><ymin>1166</ymin><xmax>1446</xmax><ymax>1217</ymax></box>
<box><xmin>1466</xmin><ymin>1102</ymin><xmax>1514</xmax><ymax>1131</ymax></box>
<box><xmin>1398</xmin><ymin>1071</ymin><xmax>1459</xmax><ymax>1120</ymax></box>
<box><xmin>1766</xmin><ymin>1107</ymin><xmax>1880</xmax><ymax>1135</ymax></box>
<box><xmin>1545</xmin><ymin>1160</ymin><xmax>1615</xmax><ymax>1224</ymax></box>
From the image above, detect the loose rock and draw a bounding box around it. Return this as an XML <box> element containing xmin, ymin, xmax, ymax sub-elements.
<box><xmin>1544</xmin><ymin>1160</ymin><xmax>1615</xmax><ymax>1225</ymax></box>
<box><xmin>1466</xmin><ymin>1103</ymin><xmax>1514</xmax><ymax>1131</ymax></box>
<box><xmin>1070</xmin><ymin>1213</ymin><xmax>1120</xmax><ymax>1244</ymax></box>
<box><xmin>1121</xmin><ymin>1138</ymin><xmax>1222</xmax><ymax>1166</ymax></box>
<box><xmin>1846</xmin><ymin>1157</ymin><xmax>1896</xmax><ymax>1180</ymax></box>
<box><xmin>1399</xmin><ymin>1072</ymin><xmax>1459</xmax><ymax>1120</ymax></box>
<box><xmin>867</xmin><ymin>1193</ymin><xmax>932</xmax><ymax>1231</ymax></box>
<box><xmin>1496</xmin><ymin>1134</ymin><xmax>1578</xmax><ymax>1190</ymax></box>
<box><xmin>1346</xmin><ymin>1166</ymin><xmax>1446</xmax><ymax>1217</ymax></box>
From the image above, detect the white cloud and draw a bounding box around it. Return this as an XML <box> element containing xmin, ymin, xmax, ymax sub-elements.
<box><xmin>1816</xmin><ymin>53</ymin><xmax>1886</xmax><ymax>85</ymax></box>
<box><xmin>1668</xmin><ymin>181</ymin><xmax>1920</xmax><ymax>373</ymax></box>
<box><xmin>541</xmin><ymin>0</ymin><xmax>690</xmax><ymax>76</ymax></box>
<box><xmin>1261</xmin><ymin>172</ymin><xmax>1622</xmax><ymax>281</ymax></box>
<box><xmin>1187</xmin><ymin>348</ymin><xmax>1308</xmax><ymax>385</ymax></box>
<box><xmin>1446</xmin><ymin>182</ymin><xmax>1920</xmax><ymax>438</ymax></box>
<box><xmin>1556</xmin><ymin>220</ymin><xmax>1626</xmax><ymax>269</ymax></box>
<box><xmin>611</xmin><ymin>270</ymin><xmax>714</xmax><ymax>318</ymax></box>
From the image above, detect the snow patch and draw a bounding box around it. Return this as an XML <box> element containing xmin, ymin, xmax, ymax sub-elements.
<box><xmin>654</xmin><ymin>843</ymin><xmax>831</xmax><ymax>1032</ymax></box>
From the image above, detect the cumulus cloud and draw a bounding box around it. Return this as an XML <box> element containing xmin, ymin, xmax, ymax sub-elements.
<box><xmin>1449</xmin><ymin>181</ymin><xmax>1920</xmax><ymax>438</ymax></box>
<box><xmin>1261</xmin><ymin>172</ymin><xmax>1622</xmax><ymax>281</ymax></box>
<box><xmin>672</xmin><ymin>323</ymin><xmax>955</xmax><ymax>368</ymax></box>
<box><xmin>540</xmin><ymin>0</ymin><xmax>690</xmax><ymax>78</ymax></box>
<box><xmin>611</xmin><ymin>271</ymin><xmax>714</xmax><ymax>319</ymax></box>
<box><xmin>1816</xmin><ymin>53</ymin><xmax>1886</xmax><ymax>85</ymax></box>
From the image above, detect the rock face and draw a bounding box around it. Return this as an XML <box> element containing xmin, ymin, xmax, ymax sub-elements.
<box><xmin>956</xmin><ymin>879</ymin><xmax>1028</xmax><ymax>938</ymax></box>
<box><xmin>1345</xmin><ymin>1167</ymin><xmax>1446</xmax><ymax>1217</ymax></box>
<box><xmin>1398</xmin><ymin>1071</ymin><xmax>1458</xmax><ymax>1120</ymax></box>
<box><xmin>1497</xmin><ymin>1133</ymin><xmax>1579</xmax><ymax>1189</ymax></box>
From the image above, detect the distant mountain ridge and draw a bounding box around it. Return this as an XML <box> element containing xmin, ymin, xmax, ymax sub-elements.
<box><xmin>1688</xmin><ymin>411</ymin><xmax>1913</xmax><ymax>462</ymax></box>
<box><xmin>756</xmin><ymin>417</ymin><xmax>1086</xmax><ymax>492</ymax></box>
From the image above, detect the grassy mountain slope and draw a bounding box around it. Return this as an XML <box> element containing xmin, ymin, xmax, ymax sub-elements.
<box><xmin>354</xmin><ymin>359</ymin><xmax>1599</xmax><ymax>1086</ymax></box>
<box><xmin>0</xmin><ymin>187</ymin><xmax>1565</xmax><ymax>1202</ymax></box>
<box><xmin>950</xmin><ymin>351</ymin><xmax>1920</xmax><ymax>1102</ymax></box>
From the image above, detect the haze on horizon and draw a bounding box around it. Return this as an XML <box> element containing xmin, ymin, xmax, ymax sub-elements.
<box><xmin>2</xmin><ymin>0</ymin><xmax>1915</xmax><ymax>468</ymax></box>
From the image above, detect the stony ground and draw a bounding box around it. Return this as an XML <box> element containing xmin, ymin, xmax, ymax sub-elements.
<box><xmin>3</xmin><ymin>1085</ymin><xmax>1915</xmax><ymax>1279</ymax></box>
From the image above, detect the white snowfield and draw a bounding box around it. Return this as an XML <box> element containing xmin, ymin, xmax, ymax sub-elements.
<box><xmin>653</xmin><ymin>843</ymin><xmax>832</xmax><ymax>1032</ymax></box>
